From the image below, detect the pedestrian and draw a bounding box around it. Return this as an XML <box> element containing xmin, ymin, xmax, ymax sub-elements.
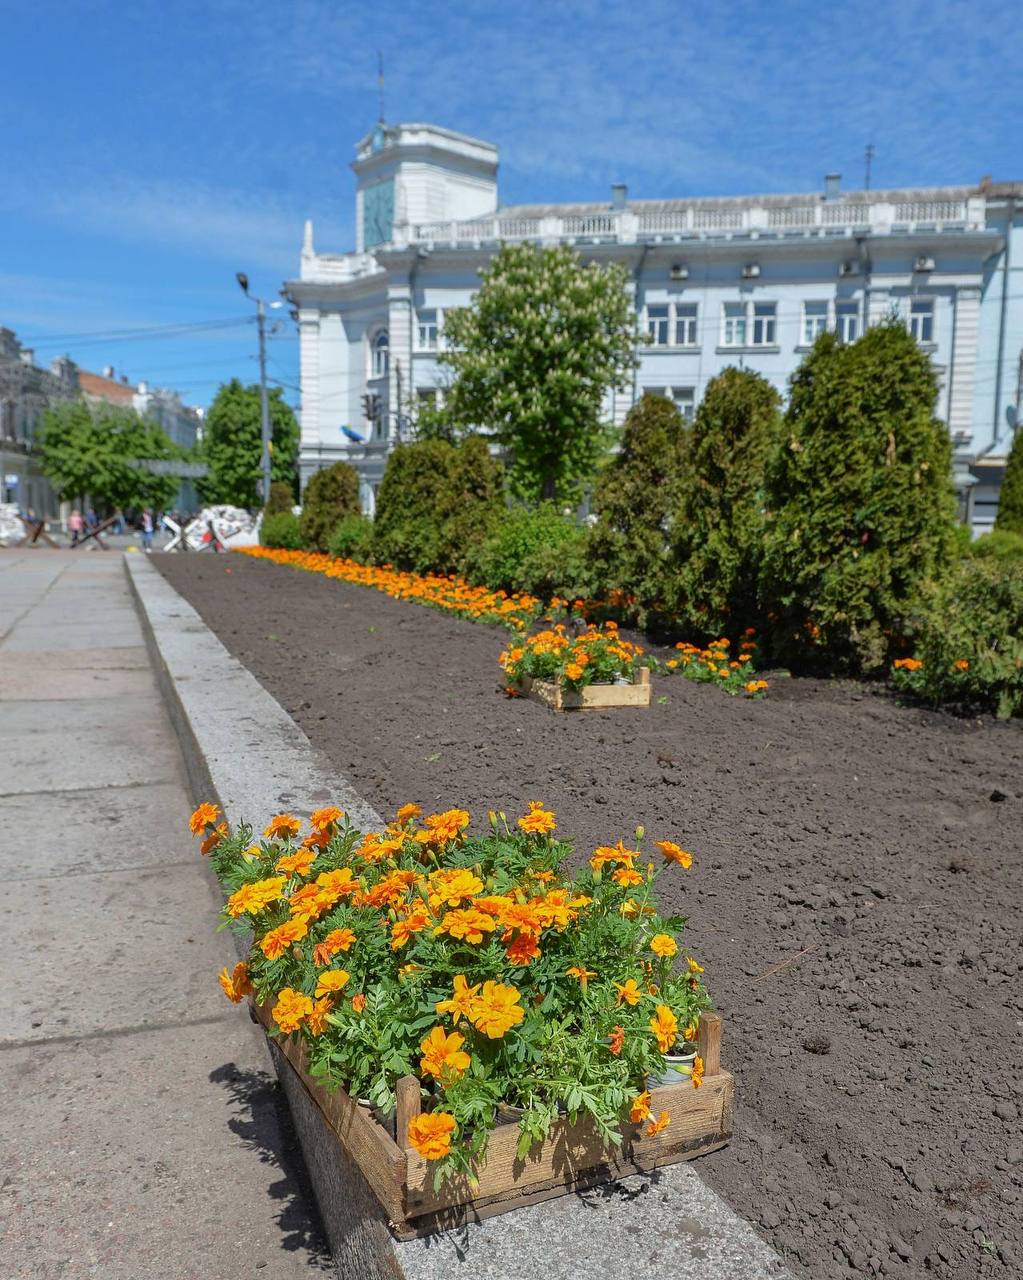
<box><xmin>67</xmin><ymin>508</ymin><xmax>84</xmax><ymax>547</ymax></box>
<box><xmin>141</xmin><ymin>507</ymin><xmax>154</xmax><ymax>553</ymax></box>
<box><xmin>85</xmin><ymin>506</ymin><xmax>98</xmax><ymax>531</ymax></box>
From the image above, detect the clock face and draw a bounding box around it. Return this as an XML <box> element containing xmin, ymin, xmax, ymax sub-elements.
<box><xmin>364</xmin><ymin>179</ymin><xmax>394</xmax><ymax>248</ymax></box>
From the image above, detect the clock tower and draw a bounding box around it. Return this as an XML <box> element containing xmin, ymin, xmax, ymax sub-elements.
<box><xmin>352</xmin><ymin>122</ymin><xmax>498</xmax><ymax>252</ymax></box>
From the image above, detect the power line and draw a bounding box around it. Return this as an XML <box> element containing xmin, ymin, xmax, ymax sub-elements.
<box><xmin>19</xmin><ymin>316</ymin><xmax>256</xmax><ymax>348</ymax></box>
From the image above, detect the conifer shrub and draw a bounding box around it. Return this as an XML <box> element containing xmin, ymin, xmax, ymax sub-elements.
<box><xmin>994</xmin><ymin>427</ymin><xmax>1023</xmax><ymax>537</ymax></box>
<box><xmin>263</xmin><ymin>481</ymin><xmax>295</xmax><ymax>517</ymax></box>
<box><xmin>326</xmin><ymin>513</ymin><xmax>375</xmax><ymax>562</ymax></box>
<box><xmin>587</xmin><ymin>393</ymin><xmax>687</xmax><ymax>624</ymax></box>
<box><xmin>259</xmin><ymin>511</ymin><xmax>304</xmax><ymax>550</ymax></box>
<box><xmin>671</xmin><ymin>369</ymin><xmax>780</xmax><ymax>637</ymax></box>
<box><xmin>761</xmin><ymin>324</ymin><xmax>958</xmax><ymax>673</ymax></box>
<box><xmin>299</xmin><ymin>462</ymin><xmax>361</xmax><ymax>553</ymax></box>
<box><xmin>965</xmin><ymin>529</ymin><xmax>1023</xmax><ymax>562</ymax></box>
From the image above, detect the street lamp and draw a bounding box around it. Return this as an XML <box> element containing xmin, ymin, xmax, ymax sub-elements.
<box><xmin>236</xmin><ymin>272</ymin><xmax>283</xmax><ymax>505</ymax></box>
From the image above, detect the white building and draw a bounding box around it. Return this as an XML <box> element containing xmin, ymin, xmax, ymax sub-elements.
<box><xmin>285</xmin><ymin>122</ymin><xmax>1023</xmax><ymax>531</ymax></box>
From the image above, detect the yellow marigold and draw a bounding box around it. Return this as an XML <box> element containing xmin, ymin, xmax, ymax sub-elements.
<box><xmin>517</xmin><ymin>801</ymin><xmax>557</xmax><ymax>835</ymax></box>
<box><xmin>683</xmin><ymin>1021</ymin><xmax>699</xmax><ymax>1043</ymax></box>
<box><xmin>649</xmin><ymin>933</ymin><xmax>678</xmax><ymax>958</ymax></box>
<box><xmin>650</xmin><ymin>1003</ymin><xmax>679</xmax><ymax>1054</ymax></box>
<box><xmin>434</xmin><ymin>908</ymin><xmax>497</xmax><ymax>945</ymax></box>
<box><xmin>416</xmin><ymin>809</ymin><xmax>471</xmax><ymax>846</ymax></box>
<box><xmin>427</xmin><ymin>867</ymin><xmax>484</xmax><ymax>908</ymax></box>
<box><xmin>590</xmin><ymin>841</ymin><xmax>638</xmax><ymax>873</ymax></box>
<box><xmin>691</xmin><ymin>1054</ymin><xmax>705</xmax><ymax>1089</ymax></box>
<box><xmin>620</xmin><ymin>897</ymin><xmax>656</xmax><ymax>919</ymax></box>
<box><xmin>306</xmin><ymin>996</ymin><xmax>334</xmax><ymax>1036</ymax></box>
<box><xmin>315</xmin><ymin>868</ymin><xmax>359</xmax><ymax>897</ymax></box>
<box><xmin>272</xmin><ymin>987</ymin><xmax>313</xmax><ymax>1034</ymax></box>
<box><xmin>612</xmin><ymin>867</ymin><xmax>644</xmax><ymax>888</ymax></box>
<box><xmin>471</xmin><ymin>980</ymin><xmax>524</xmax><ymax>1039</ymax></box>
<box><xmin>225</xmin><ymin>876</ymin><xmax>286</xmax><ymax>918</ymax></box>
<box><xmin>630</xmin><ymin>1091</ymin><xmax>652</xmax><ymax>1123</ymax></box>
<box><xmin>645</xmin><ymin>1110</ymin><xmax>671</xmax><ymax>1138</ymax></box>
<box><xmin>200</xmin><ymin>823</ymin><xmax>229</xmax><ymax>856</ymax></box>
<box><xmin>265</xmin><ymin>813</ymin><xmax>301</xmax><ymax>840</ymax></box>
<box><xmin>408</xmin><ymin>1111</ymin><xmax>456</xmax><ymax>1161</ymax></box>
<box><xmin>217</xmin><ymin>961</ymin><xmax>252</xmax><ymax>1003</ymax></box>
<box><xmin>614</xmin><ymin>977</ymin><xmax>643</xmax><ymax>1006</ymax></box>
<box><xmin>687</xmin><ymin>957</ymin><xmax>705</xmax><ymax>975</ymax></box>
<box><xmin>566</xmin><ymin>965</ymin><xmax>596</xmax><ymax>991</ymax></box>
<box><xmin>260</xmin><ymin>918</ymin><xmax>308</xmax><ymax>960</ymax></box>
<box><xmin>309</xmin><ymin>805</ymin><xmax>344</xmax><ymax>831</ymax></box>
<box><xmin>314</xmin><ymin>969</ymin><xmax>351</xmax><ymax>997</ymax></box>
<box><xmin>189</xmin><ymin>802</ymin><xmax>220</xmax><ymax>835</ymax></box>
<box><xmin>435</xmin><ymin>975</ymin><xmax>480</xmax><ymax>1025</ymax></box>
<box><xmin>655</xmin><ymin>840</ymin><xmax>693</xmax><ymax>869</ymax></box>
<box><xmin>565</xmin><ymin>662</ymin><xmax>585</xmax><ymax>682</ymax></box>
<box><xmin>419</xmin><ymin>1026</ymin><xmax>471</xmax><ymax>1083</ymax></box>
<box><xmin>395</xmin><ymin>802</ymin><xmax>422</xmax><ymax>823</ymax></box>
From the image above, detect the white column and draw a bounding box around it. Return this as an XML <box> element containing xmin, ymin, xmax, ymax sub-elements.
<box><xmin>298</xmin><ymin>309</ymin><xmax>321</xmax><ymax>485</ymax></box>
<box><xmin>947</xmin><ymin>286</ymin><xmax>981</xmax><ymax>445</ymax></box>
<box><xmin>387</xmin><ymin>278</ymin><xmax>413</xmax><ymax>441</ymax></box>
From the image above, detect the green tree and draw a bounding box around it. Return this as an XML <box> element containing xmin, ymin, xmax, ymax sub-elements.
<box><xmin>762</xmin><ymin>323</ymin><xmax>958</xmax><ymax>673</ymax></box>
<box><xmin>994</xmin><ymin>426</ymin><xmax>1023</xmax><ymax>536</ymax></box>
<box><xmin>299</xmin><ymin>462</ymin><xmax>361</xmax><ymax>552</ymax></box>
<box><xmin>672</xmin><ymin>369</ymin><xmax>781</xmax><ymax>637</ymax></box>
<box><xmin>37</xmin><ymin>399</ymin><xmax>180</xmax><ymax>510</ymax></box>
<box><xmin>263</xmin><ymin>481</ymin><xmax>295</xmax><ymax>516</ymax></box>
<box><xmin>587</xmin><ymin>393</ymin><xmax>688</xmax><ymax>624</ymax></box>
<box><xmin>441</xmin><ymin>244</ymin><xmax>638</xmax><ymax>502</ymax></box>
<box><xmin>198</xmin><ymin>379</ymin><xmax>299</xmax><ymax>508</ymax></box>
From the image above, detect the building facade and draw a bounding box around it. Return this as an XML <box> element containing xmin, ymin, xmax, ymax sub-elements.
<box><xmin>285</xmin><ymin>122</ymin><xmax>1023</xmax><ymax>530</ymax></box>
<box><xmin>0</xmin><ymin>327</ymin><xmax>79</xmax><ymax>516</ymax></box>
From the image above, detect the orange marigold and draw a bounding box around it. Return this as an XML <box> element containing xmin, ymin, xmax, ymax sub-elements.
<box><xmin>264</xmin><ymin>813</ymin><xmax>301</xmax><ymax>840</ymax></box>
<box><xmin>630</xmin><ymin>1090</ymin><xmax>652</xmax><ymax>1123</ymax></box>
<box><xmin>416</xmin><ymin>809</ymin><xmax>470</xmax><ymax>846</ymax></box>
<box><xmin>614</xmin><ymin>978</ymin><xmax>643</xmax><ymax>1006</ymax></box>
<box><xmin>314</xmin><ymin>969</ymin><xmax>350</xmax><ymax>997</ymax></box>
<box><xmin>435</xmin><ymin>975</ymin><xmax>480</xmax><ymax>1025</ymax></box>
<box><xmin>608</xmin><ymin>1025</ymin><xmax>625</xmax><ymax>1056</ymax></box>
<box><xmin>517</xmin><ymin>801</ymin><xmax>557</xmax><ymax>835</ymax></box>
<box><xmin>200</xmin><ymin>823</ymin><xmax>229</xmax><ymax>856</ymax></box>
<box><xmin>225</xmin><ymin>876</ymin><xmax>286</xmax><ymax>918</ymax></box>
<box><xmin>189</xmin><ymin>802</ymin><xmax>220</xmax><ymax>835</ymax></box>
<box><xmin>650</xmin><ymin>1003</ymin><xmax>679</xmax><ymax>1054</ymax></box>
<box><xmin>612</xmin><ymin>867</ymin><xmax>644</xmax><ymax>888</ymax></box>
<box><xmin>645</xmin><ymin>1110</ymin><xmax>671</xmax><ymax>1138</ymax></box>
<box><xmin>691</xmin><ymin>1054</ymin><xmax>705</xmax><ymax>1089</ymax></box>
<box><xmin>306</xmin><ymin>996</ymin><xmax>334</xmax><ymax>1036</ymax></box>
<box><xmin>419</xmin><ymin>1026</ymin><xmax>471</xmax><ymax>1083</ymax></box>
<box><xmin>471</xmin><ymin>980</ymin><xmax>524</xmax><ymax>1039</ymax></box>
<box><xmin>505</xmin><ymin>934</ymin><xmax>541</xmax><ymax>965</ymax></box>
<box><xmin>649</xmin><ymin>933</ymin><xmax>678</xmax><ymax>958</ymax></box>
<box><xmin>434</xmin><ymin>908</ymin><xmax>497</xmax><ymax>945</ymax></box>
<box><xmin>276</xmin><ymin>849</ymin><xmax>317</xmax><ymax>877</ymax></box>
<box><xmin>260</xmin><ymin>918</ymin><xmax>309</xmax><ymax>960</ymax></box>
<box><xmin>272</xmin><ymin>987</ymin><xmax>313</xmax><ymax>1034</ymax></box>
<box><xmin>407</xmin><ymin>1111</ymin><xmax>456</xmax><ymax>1161</ymax></box>
<box><xmin>350</xmin><ymin>993</ymin><xmax>367</xmax><ymax>1014</ymax></box>
<box><xmin>309</xmin><ymin>805</ymin><xmax>344</xmax><ymax>831</ymax></box>
<box><xmin>654</xmin><ymin>840</ymin><xmax>693</xmax><ymax>870</ymax></box>
<box><xmin>312</xmin><ymin>927</ymin><xmax>356</xmax><ymax>965</ymax></box>
<box><xmin>217</xmin><ymin>961</ymin><xmax>252</xmax><ymax>1003</ymax></box>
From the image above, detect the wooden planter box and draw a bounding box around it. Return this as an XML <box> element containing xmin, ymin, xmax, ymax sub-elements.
<box><xmin>516</xmin><ymin>666</ymin><xmax>651</xmax><ymax>712</ymax></box>
<box><xmin>251</xmin><ymin>1000</ymin><xmax>732</xmax><ymax>1239</ymax></box>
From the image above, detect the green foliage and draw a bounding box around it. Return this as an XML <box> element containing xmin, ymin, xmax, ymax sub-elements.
<box><xmin>259</xmin><ymin>511</ymin><xmax>305</xmax><ymax>550</ymax></box>
<box><xmin>198</xmin><ymin>379</ymin><xmax>299</xmax><ymax>508</ymax></box>
<box><xmin>995</xmin><ymin>427</ymin><xmax>1023</xmax><ymax>536</ymax></box>
<box><xmin>464</xmin><ymin>504</ymin><xmax>591</xmax><ymax>602</ymax></box>
<box><xmin>672</xmin><ymin>370</ymin><xmax>781</xmax><ymax>637</ymax></box>
<box><xmin>441</xmin><ymin>244</ymin><xmax>638</xmax><ymax>502</ymax></box>
<box><xmin>965</xmin><ymin>529</ymin><xmax>1023</xmax><ymax>561</ymax></box>
<box><xmin>263</xmin><ymin>481</ymin><xmax>294</xmax><ymax>517</ymax></box>
<box><xmin>37</xmin><ymin>399</ymin><xmax>181</xmax><ymax>510</ymax></box>
<box><xmin>372</xmin><ymin>436</ymin><xmax>503</xmax><ymax>574</ymax></box>
<box><xmin>326</xmin><ymin>513</ymin><xmax>375</xmax><ymax>562</ymax></box>
<box><xmin>761</xmin><ymin>324</ymin><xmax>958</xmax><ymax>673</ymax></box>
<box><xmin>587</xmin><ymin>393</ymin><xmax>688</xmax><ymax>624</ymax></box>
<box><xmin>892</xmin><ymin>560</ymin><xmax>1023</xmax><ymax>719</ymax></box>
<box><xmin>299</xmin><ymin>462</ymin><xmax>361</xmax><ymax>553</ymax></box>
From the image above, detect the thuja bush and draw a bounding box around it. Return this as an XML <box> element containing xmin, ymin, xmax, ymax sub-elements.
<box><xmin>671</xmin><ymin>369</ymin><xmax>780</xmax><ymax>637</ymax></box>
<box><xmin>299</xmin><ymin>462</ymin><xmax>361</xmax><ymax>553</ymax></box>
<box><xmin>326</xmin><ymin>513</ymin><xmax>375</xmax><ymax>562</ymax></box>
<box><xmin>965</xmin><ymin>529</ymin><xmax>1023</xmax><ymax>562</ymax></box>
<box><xmin>587</xmin><ymin>393</ymin><xmax>688</xmax><ymax>625</ymax></box>
<box><xmin>464</xmin><ymin>503</ymin><xmax>591</xmax><ymax>602</ymax></box>
<box><xmin>263</xmin><ymin>481</ymin><xmax>295</xmax><ymax>517</ymax></box>
<box><xmin>762</xmin><ymin>324</ymin><xmax>958</xmax><ymax>673</ymax></box>
<box><xmin>260</xmin><ymin>511</ymin><xmax>304</xmax><ymax>550</ymax></box>
<box><xmin>995</xmin><ymin>427</ymin><xmax>1023</xmax><ymax>537</ymax></box>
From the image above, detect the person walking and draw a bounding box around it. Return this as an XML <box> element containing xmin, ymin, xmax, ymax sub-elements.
<box><xmin>141</xmin><ymin>508</ymin><xmax>155</xmax><ymax>554</ymax></box>
<box><xmin>67</xmin><ymin>508</ymin><xmax>84</xmax><ymax>547</ymax></box>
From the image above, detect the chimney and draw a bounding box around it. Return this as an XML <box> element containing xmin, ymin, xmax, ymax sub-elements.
<box><xmin>302</xmin><ymin>218</ymin><xmax>315</xmax><ymax>256</ymax></box>
<box><xmin>824</xmin><ymin>173</ymin><xmax>841</xmax><ymax>202</ymax></box>
<box><xmin>121</xmin><ymin>375</ymin><xmax>129</xmax><ymax>384</ymax></box>
<box><xmin>611</xmin><ymin>183</ymin><xmax>627</xmax><ymax>210</ymax></box>
<box><xmin>137</xmin><ymin>379</ymin><xmax>148</xmax><ymax>394</ymax></box>
<box><xmin>103</xmin><ymin>365</ymin><xmax>114</xmax><ymax>379</ymax></box>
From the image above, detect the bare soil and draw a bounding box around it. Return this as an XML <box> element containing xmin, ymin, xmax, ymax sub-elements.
<box><xmin>157</xmin><ymin>552</ymin><xmax>1023</xmax><ymax>1280</ymax></box>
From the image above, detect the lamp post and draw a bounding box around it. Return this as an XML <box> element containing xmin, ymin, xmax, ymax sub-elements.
<box><xmin>235</xmin><ymin>272</ymin><xmax>282</xmax><ymax>504</ymax></box>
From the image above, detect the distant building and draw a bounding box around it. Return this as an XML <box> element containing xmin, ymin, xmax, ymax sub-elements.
<box><xmin>0</xmin><ymin>327</ymin><xmax>78</xmax><ymax>516</ymax></box>
<box><xmin>286</xmin><ymin>121</ymin><xmax>1022</xmax><ymax>532</ymax></box>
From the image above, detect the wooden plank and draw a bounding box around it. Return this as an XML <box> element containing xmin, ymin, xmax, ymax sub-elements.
<box><xmin>518</xmin><ymin>670</ymin><xmax>651</xmax><ymax>712</ymax></box>
<box><xmin>395</xmin><ymin>1075</ymin><xmax>421</xmax><ymax>1150</ymax></box>
<box><xmin>697</xmin><ymin>1010</ymin><xmax>723</xmax><ymax>1076</ymax></box>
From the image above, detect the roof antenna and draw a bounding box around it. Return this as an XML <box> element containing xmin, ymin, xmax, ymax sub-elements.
<box><xmin>377</xmin><ymin>50</ymin><xmax>385</xmax><ymax>123</ymax></box>
<box><xmin>864</xmin><ymin>142</ymin><xmax>875</xmax><ymax>191</ymax></box>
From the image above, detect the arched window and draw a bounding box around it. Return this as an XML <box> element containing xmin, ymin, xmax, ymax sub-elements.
<box><xmin>371</xmin><ymin>329</ymin><xmax>389</xmax><ymax>378</ymax></box>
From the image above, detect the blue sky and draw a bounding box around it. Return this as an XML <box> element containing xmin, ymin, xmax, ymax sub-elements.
<box><xmin>1</xmin><ymin>0</ymin><xmax>1017</xmax><ymax>411</ymax></box>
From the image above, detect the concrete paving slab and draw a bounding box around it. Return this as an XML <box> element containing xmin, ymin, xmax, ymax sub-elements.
<box><xmin>0</xmin><ymin>720</ymin><xmax>182</xmax><ymax>795</ymax></box>
<box><xmin>0</xmin><ymin>693</ymin><xmax>168</xmax><ymax>736</ymax></box>
<box><xmin>0</xmin><ymin>664</ymin><xmax>155</xmax><ymax>702</ymax></box>
<box><xmin>0</xmin><ymin>1020</ymin><xmax>332</xmax><ymax>1280</ymax></box>
<box><xmin>0</xmin><ymin>782</ymin><xmax>193</xmax><ymax>879</ymax></box>
<box><xmin>0</xmin><ymin>647</ymin><xmax>151</xmax><ymax>673</ymax></box>
<box><xmin>2</xmin><ymin>623</ymin><xmax>143</xmax><ymax>651</ymax></box>
<box><xmin>0</xmin><ymin>862</ymin><xmax>236</xmax><ymax>1042</ymax></box>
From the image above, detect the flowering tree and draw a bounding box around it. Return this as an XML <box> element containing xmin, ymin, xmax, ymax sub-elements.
<box><xmin>441</xmin><ymin>244</ymin><xmax>638</xmax><ymax>502</ymax></box>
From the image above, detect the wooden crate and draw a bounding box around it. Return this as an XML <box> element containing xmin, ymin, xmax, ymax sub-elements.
<box><xmin>516</xmin><ymin>665</ymin><xmax>651</xmax><ymax>711</ymax></box>
<box><xmin>251</xmin><ymin>1000</ymin><xmax>732</xmax><ymax>1238</ymax></box>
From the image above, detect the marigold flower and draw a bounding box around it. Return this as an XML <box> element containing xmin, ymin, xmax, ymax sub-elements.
<box><xmin>200</xmin><ymin>823</ymin><xmax>228</xmax><ymax>855</ymax></box>
<box><xmin>272</xmin><ymin>987</ymin><xmax>313</xmax><ymax>1034</ymax></box>
<box><xmin>683</xmin><ymin>1021</ymin><xmax>699</xmax><ymax>1043</ymax></box>
<box><xmin>953</xmin><ymin>659</ymin><xmax>970</xmax><ymax>671</ymax></box>
<box><xmin>265</xmin><ymin>813</ymin><xmax>301</xmax><ymax>841</ymax></box>
<box><xmin>471</xmin><ymin>980</ymin><xmax>524</xmax><ymax>1039</ymax></box>
<box><xmin>309</xmin><ymin>806</ymin><xmax>344</xmax><ymax>832</ymax></box>
<box><xmin>650</xmin><ymin>1004</ymin><xmax>679</xmax><ymax>1054</ymax></box>
<box><xmin>416</xmin><ymin>809</ymin><xmax>471</xmax><ymax>846</ymax></box>
<box><xmin>260</xmin><ymin>918</ymin><xmax>309</xmax><ymax>960</ymax></box>
<box><xmin>630</xmin><ymin>1091</ymin><xmax>652</xmax><ymax>1123</ymax></box>
<box><xmin>687</xmin><ymin>957</ymin><xmax>705</xmax><ymax>975</ymax></box>
<box><xmin>590</xmin><ymin>841</ymin><xmax>638</xmax><ymax>874</ymax></box>
<box><xmin>608</xmin><ymin>1025</ymin><xmax>625</xmax><ymax>1056</ymax></box>
<box><xmin>614</xmin><ymin>977</ymin><xmax>643</xmax><ymax>1006</ymax></box>
<box><xmin>435</xmin><ymin>975</ymin><xmax>480</xmax><ymax>1025</ymax></box>
<box><xmin>225</xmin><ymin>876</ymin><xmax>286</xmax><ymax>918</ymax></box>
<box><xmin>419</xmin><ymin>1027</ymin><xmax>471</xmax><ymax>1083</ymax></box>
<box><xmin>434</xmin><ymin>908</ymin><xmax>497</xmax><ymax>945</ymax></box>
<box><xmin>315</xmin><ymin>868</ymin><xmax>359</xmax><ymax>897</ymax></box>
<box><xmin>395</xmin><ymin>802</ymin><xmax>422</xmax><ymax>823</ymax></box>
<box><xmin>314</xmin><ymin>969</ymin><xmax>350</xmax><ymax>997</ymax></box>
<box><xmin>217</xmin><ymin>961</ymin><xmax>252</xmax><ymax>1003</ymax></box>
<box><xmin>566</xmin><ymin>965</ymin><xmax>596</xmax><ymax>991</ymax></box>
<box><xmin>611</xmin><ymin>867</ymin><xmax>644</xmax><ymax>888</ymax></box>
<box><xmin>691</xmin><ymin>1054</ymin><xmax>705</xmax><ymax>1089</ymax></box>
<box><xmin>288</xmin><ymin>882</ymin><xmax>337</xmax><ymax>924</ymax></box>
<box><xmin>893</xmin><ymin>657</ymin><xmax>923</xmax><ymax>672</ymax></box>
<box><xmin>189</xmin><ymin>802</ymin><xmax>220</xmax><ymax>835</ymax></box>
<box><xmin>276</xmin><ymin>849</ymin><xmax>317</xmax><ymax>877</ymax></box>
<box><xmin>408</xmin><ymin>1111</ymin><xmax>457</xmax><ymax>1161</ymax></box>
<box><xmin>306</xmin><ymin>996</ymin><xmax>334</xmax><ymax>1036</ymax></box>
<box><xmin>312</xmin><ymin>927</ymin><xmax>356</xmax><ymax>965</ymax></box>
<box><xmin>645</xmin><ymin>1111</ymin><xmax>671</xmax><ymax>1138</ymax></box>
<box><xmin>505</xmin><ymin>933</ymin><xmax>541</xmax><ymax>965</ymax></box>
<box><xmin>655</xmin><ymin>840</ymin><xmax>693</xmax><ymax>869</ymax></box>
<box><xmin>649</xmin><ymin>933</ymin><xmax>678</xmax><ymax>958</ymax></box>
<box><xmin>427</xmin><ymin>868</ymin><xmax>484</xmax><ymax>908</ymax></box>
<box><xmin>517</xmin><ymin>802</ymin><xmax>557</xmax><ymax>835</ymax></box>
<box><xmin>391</xmin><ymin>909</ymin><xmax>430</xmax><ymax>950</ymax></box>
<box><xmin>350</xmin><ymin>993</ymin><xmax>366</xmax><ymax>1014</ymax></box>
<box><xmin>565</xmin><ymin>662</ymin><xmax>584</xmax><ymax>682</ymax></box>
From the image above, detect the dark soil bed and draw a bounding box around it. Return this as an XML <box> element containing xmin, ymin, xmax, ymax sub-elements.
<box><xmin>157</xmin><ymin>552</ymin><xmax>1023</xmax><ymax>1280</ymax></box>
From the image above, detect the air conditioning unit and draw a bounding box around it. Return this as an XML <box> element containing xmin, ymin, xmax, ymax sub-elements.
<box><xmin>669</xmin><ymin>263</ymin><xmax>689</xmax><ymax>281</ymax></box>
<box><xmin>914</xmin><ymin>255</ymin><xmax>935</xmax><ymax>272</ymax></box>
<box><xmin>838</xmin><ymin>260</ymin><xmax>859</xmax><ymax>277</ymax></box>
<box><xmin>741</xmin><ymin>262</ymin><xmax>761</xmax><ymax>279</ymax></box>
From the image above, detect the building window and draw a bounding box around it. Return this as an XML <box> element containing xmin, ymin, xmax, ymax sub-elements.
<box><xmin>672</xmin><ymin>387</ymin><xmax>696</xmax><ymax>422</ymax></box>
<box><xmin>722</xmin><ymin>302</ymin><xmax>747</xmax><ymax>346</ymax></box>
<box><xmin>416</xmin><ymin>310</ymin><xmax>438</xmax><ymax>350</ymax></box>
<box><xmin>836</xmin><ymin>301</ymin><xmax>859</xmax><ymax>343</ymax></box>
<box><xmin>909</xmin><ymin>299</ymin><xmax>934</xmax><ymax>344</ymax></box>
<box><xmin>674</xmin><ymin>303</ymin><xmax>698</xmax><ymax>346</ymax></box>
<box><xmin>752</xmin><ymin>302</ymin><xmax>776</xmax><ymax>345</ymax></box>
<box><xmin>371</xmin><ymin>330</ymin><xmax>389</xmax><ymax>377</ymax></box>
<box><xmin>645</xmin><ymin>387</ymin><xmax>668</xmax><ymax>399</ymax></box>
<box><xmin>803</xmin><ymin>301</ymin><xmax>828</xmax><ymax>344</ymax></box>
<box><xmin>646</xmin><ymin>305</ymin><xmax>670</xmax><ymax>345</ymax></box>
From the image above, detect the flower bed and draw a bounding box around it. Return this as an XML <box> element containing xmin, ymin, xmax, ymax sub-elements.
<box><xmin>500</xmin><ymin>622</ymin><xmax>651</xmax><ymax>710</ymax></box>
<box><xmin>193</xmin><ymin>799</ymin><xmax>732</xmax><ymax>1228</ymax></box>
<box><xmin>663</xmin><ymin>632</ymin><xmax>769</xmax><ymax>698</ymax></box>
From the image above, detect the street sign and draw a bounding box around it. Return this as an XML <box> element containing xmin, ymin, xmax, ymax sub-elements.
<box><xmin>4</xmin><ymin>474</ymin><xmax>18</xmax><ymax>486</ymax></box>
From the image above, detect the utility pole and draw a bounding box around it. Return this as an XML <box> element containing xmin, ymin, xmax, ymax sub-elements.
<box><xmin>864</xmin><ymin>143</ymin><xmax>875</xmax><ymax>191</ymax></box>
<box><xmin>236</xmin><ymin>272</ymin><xmax>277</xmax><ymax>504</ymax></box>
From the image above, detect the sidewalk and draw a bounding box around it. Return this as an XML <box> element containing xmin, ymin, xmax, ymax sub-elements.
<box><xmin>0</xmin><ymin>550</ymin><xmax>330</xmax><ymax>1280</ymax></box>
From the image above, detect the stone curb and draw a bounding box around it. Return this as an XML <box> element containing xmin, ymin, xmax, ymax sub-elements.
<box><xmin>124</xmin><ymin>553</ymin><xmax>793</xmax><ymax>1280</ymax></box>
